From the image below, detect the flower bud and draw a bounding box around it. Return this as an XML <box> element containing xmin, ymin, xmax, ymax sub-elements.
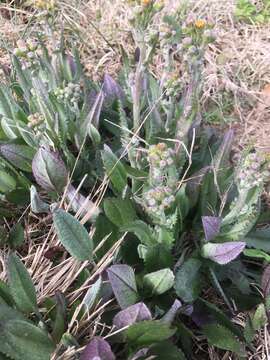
<box><xmin>32</xmin><ymin>146</ymin><xmax>68</xmax><ymax>192</ymax></box>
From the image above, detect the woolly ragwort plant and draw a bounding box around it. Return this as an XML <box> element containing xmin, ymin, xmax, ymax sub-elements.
<box><xmin>0</xmin><ymin>1</ymin><xmax>270</xmax><ymax>359</ymax></box>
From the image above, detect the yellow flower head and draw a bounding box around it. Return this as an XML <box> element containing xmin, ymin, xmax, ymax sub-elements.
<box><xmin>33</xmin><ymin>0</ymin><xmax>56</xmax><ymax>10</ymax></box>
<box><xmin>195</xmin><ymin>19</ymin><xmax>206</xmax><ymax>29</ymax></box>
<box><xmin>141</xmin><ymin>0</ymin><xmax>152</xmax><ymax>7</ymax></box>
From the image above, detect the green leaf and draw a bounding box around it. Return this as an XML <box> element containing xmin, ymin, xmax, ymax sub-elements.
<box><xmin>0</xmin><ymin>281</ymin><xmax>14</xmax><ymax>306</ymax></box>
<box><xmin>82</xmin><ymin>276</ymin><xmax>102</xmax><ymax>312</ymax></box>
<box><xmin>252</xmin><ymin>303</ymin><xmax>267</xmax><ymax>331</ymax></box>
<box><xmin>1</xmin><ymin>117</ymin><xmax>20</xmax><ymax>139</ymax></box>
<box><xmin>0</xmin><ymin>319</ymin><xmax>54</xmax><ymax>360</ymax></box>
<box><xmin>125</xmin><ymin>320</ymin><xmax>176</xmax><ymax>348</ymax></box>
<box><xmin>102</xmin><ymin>145</ymin><xmax>127</xmax><ymax>193</ymax></box>
<box><xmin>53</xmin><ymin>208</ymin><xmax>93</xmax><ymax>261</ymax></box>
<box><xmin>0</xmin><ymin>144</ymin><xmax>35</xmax><ymax>172</ymax></box>
<box><xmin>103</xmin><ymin>198</ymin><xmax>137</xmax><ymax>227</ymax></box>
<box><xmin>0</xmin><ymin>302</ymin><xmax>26</xmax><ymax>322</ymax></box>
<box><xmin>244</xmin><ymin>249</ymin><xmax>270</xmax><ymax>262</ymax></box>
<box><xmin>175</xmin><ymin>259</ymin><xmax>202</xmax><ymax>302</ymax></box>
<box><xmin>203</xmin><ymin>324</ymin><xmax>245</xmax><ymax>356</ymax></box>
<box><xmin>0</xmin><ymin>170</ymin><xmax>16</xmax><ymax>193</ymax></box>
<box><xmin>147</xmin><ymin>341</ymin><xmax>186</xmax><ymax>360</ymax></box>
<box><xmin>0</xmin><ymin>352</ymin><xmax>11</xmax><ymax>360</ymax></box>
<box><xmin>107</xmin><ymin>264</ymin><xmax>139</xmax><ymax>309</ymax></box>
<box><xmin>30</xmin><ymin>185</ymin><xmax>50</xmax><ymax>214</ymax></box>
<box><xmin>51</xmin><ymin>292</ymin><xmax>67</xmax><ymax>344</ymax></box>
<box><xmin>197</xmin><ymin>298</ymin><xmax>244</xmax><ymax>339</ymax></box>
<box><xmin>143</xmin><ymin>268</ymin><xmax>175</xmax><ymax>295</ymax></box>
<box><xmin>9</xmin><ymin>223</ymin><xmax>24</xmax><ymax>248</ymax></box>
<box><xmin>7</xmin><ymin>253</ymin><xmax>37</xmax><ymax>314</ymax></box>
<box><xmin>244</xmin><ymin>316</ymin><xmax>255</xmax><ymax>343</ymax></box>
<box><xmin>176</xmin><ymin>185</ymin><xmax>190</xmax><ymax>226</ymax></box>
<box><xmin>144</xmin><ymin>244</ymin><xmax>174</xmax><ymax>272</ymax></box>
<box><xmin>121</xmin><ymin>220</ymin><xmax>155</xmax><ymax>246</ymax></box>
<box><xmin>245</xmin><ymin>227</ymin><xmax>270</xmax><ymax>252</ymax></box>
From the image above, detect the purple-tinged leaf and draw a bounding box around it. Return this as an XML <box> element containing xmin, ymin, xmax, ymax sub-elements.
<box><xmin>81</xmin><ymin>337</ymin><xmax>115</xmax><ymax>360</ymax></box>
<box><xmin>66</xmin><ymin>54</ymin><xmax>77</xmax><ymax>77</ymax></box>
<box><xmin>32</xmin><ymin>146</ymin><xmax>68</xmax><ymax>192</ymax></box>
<box><xmin>161</xmin><ymin>299</ymin><xmax>182</xmax><ymax>324</ymax></box>
<box><xmin>113</xmin><ymin>302</ymin><xmax>152</xmax><ymax>329</ymax></box>
<box><xmin>87</xmin><ymin>90</ymin><xmax>105</xmax><ymax>129</ymax></box>
<box><xmin>103</xmin><ymin>74</ymin><xmax>125</xmax><ymax>105</ymax></box>
<box><xmin>0</xmin><ymin>144</ymin><xmax>35</xmax><ymax>172</ymax></box>
<box><xmin>213</xmin><ymin>129</ymin><xmax>234</xmax><ymax>172</ymax></box>
<box><xmin>66</xmin><ymin>184</ymin><xmax>100</xmax><ymax>221</ymax></box>
<box><xmin>107</xmin><ymin>265</ymin><xmax>139</xmax><ymax>309</ymax></box>
<box><xmin>261</xmin><ymin>264</ymin><xmax>270</xmax><ymax>298</ymax></box>
<box><xmin>129</xmin><ymin>348</ymin><xmax>149</xmax><ymax>360</ymax></box>
<box><xmin>202</xmin><ymin>241</ymin><xmax>246</xmax><ymax>265</ymax></box>
<box><xmin>202</xmin><ymin>216</ymin><xmax>222</xmax><ymax>241</ymax></box>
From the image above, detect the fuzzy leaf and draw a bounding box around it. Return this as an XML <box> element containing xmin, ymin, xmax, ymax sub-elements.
<box><xmin>84</xmin><ymin>90</ymin><xmax>104</xmax><ymax>129</ymax></box>
<box><xmin>102</xmin><ymin>145</ymin><xmax>127</xmax><ymax>193</ymax></box>
<box><xmin>144</xmin><ymin>244</ymin><xmax>174</xmax><ymax>272</ymax></box>
<box><xmin>245</xmin><ymin>227</ymin><xmax>270</xmax><ymax>252</ymax></box>
<box><xmin>103</xmin><ymin>74</ymin><xmax>125</xmax><ymax>105</ymax></box>
<box><xmin>30</xmin><ymin>185</ymin><xmax>50</xmax><ymax>214</ymax></box>
<box><xmin>148</xmin><ymin>341</ymin><xmax>187</xmax><ymax>360</ymax></box>
<box><xmin>125</xmin><ymin>320</ymin><xmax>176</xmax><ymax>347</ymax></box>
<box><xmin>104</xmin><ymin>198</ymin><xmax>137</xmax><ymax>227</ymax></box>
<box><xmin>82</xmin><ymin>277</ymin><xmax>102</xmax><ymax>312</ymax></box>
<box><xmin>244</xmin><ymin>249</ymin><xmax>270</xmax><ymax>262</ymax></box>
<box><xmin>0</xmin><ymin>302</ymin><xmax>26</xmax><ymax>322</ymax></box>
<box><xmin>202</xmin><ymin>241</ymin><xmax>245</xmax><ymax>265</ymax></box>
<box><xmin>252</xmin><ymin>303</ymin><xmax>267</xmax><ymax>330</ymax></box>
<box><xmin>0</xmin><ymin>319</ymin><xmax>54</xmax><ymax>360</ymax></box>
<box><xmin>196</xmin><ymin>298</ymin><xmax>244</xmax><ymax>339</ymax></box>
<box><xmin>66</xmin><ymin>184</ymin><xmax>100</xmax><ymax>221</ymax></box>
<box><xmin>175</xmin><ymin>259</ymin><xmax>202</xmax><ymax>302</ymax></box>
<box><xmin>121</xmin><ymin>220</ymin><xmax>155</xmax><ymax>246</ymax></box>
<box><xmin>0</xmin><ymin>170</ymin><xmax>16</xmax><ymax>193</ymax></box>
<box><xmin>161</xmin><ymin>299</ymin><xmax>182</xmax><ymax>324</ymax></box>
<box><xmin>32</xmin><ymin>146</ymin><xmax>68</xmax><ymax>192</ymax></box>
<box><xmin>7</xmin><ymin>253</ymin><xmax>37</xmax><ymax>314</ymax></box>
<box><xmin>53</xmin><ymin>208</ymin><xmax>93</xmax><ymax>261</ymax></box>
<box><xmin>212</xmin><ymin>129</ymin><xmax>234</xmax><ymax>172</ymax></box>
<box><xmin>202</xmin><ymin>216</ymin><xmax>222</xmax><ymax>241</ymax></box>
<box><xmin>8</xmin><ymin>223</ymin><xmax>24</xmax><ymax>248</ymax></box>
<box><xmin>113</xmin><ymin>302</ymin><xmax>152</xmax><ymax>329</ymax></box>
<box><xmin>0</xmin><ymin>281</ymin><xmax>14</xmax><ymax>306</ymax></box>
<box><xmin>107</xmin><ymin>265</ymin><xmax>139</xmax><ymax>309</ymax></box>
<box><xmin>143</xmin><ymin>268</ymin><xmax>174</xmax><ymax>295</ymax></box>
<box><xmin>51</xmin><ymin>291</ymin><xmax>67</xmax><ymax>344</ymax></box>
<box><xmin>81</xmin><ymin>337</ymin><xmax>115</xmax><ymax>360</ymax></box>
<box><xmin>203</xmin><ymin>324</ymin><xmax>245</xmax><ymax>355</ymax></box>
<box><xmin>261</xmin><ymin>264</ymin><xmax>270</xmax><ymax>297</ymax></box>
<box><xmin>0</xmin><ymin>144</ymin><xmax>35</xmax><ymax>172</ymax></box>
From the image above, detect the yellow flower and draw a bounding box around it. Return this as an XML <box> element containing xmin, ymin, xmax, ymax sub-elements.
<box><xmin>195</xmin><ymin>19</ymin><xmax>206</xmax><ymax>29</ymax></box>
<box><xmin>33</xmin><ymin>0</ymin><xmax>56</xmax><ymax>10</ymax></box>
<box><xmin>141</xmin><ymin>0</ymin><xmax>152</xmax><ymax>7</ymax></box>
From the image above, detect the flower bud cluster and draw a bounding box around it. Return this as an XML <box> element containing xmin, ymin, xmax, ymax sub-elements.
<box><xmin>164</xmin><ymin>72</ymin><xmax>182</xmax><ymax>97</ymax></box>
<box><xmin>138</xmin><ymin>142</ymin><xmax>178</xmax><ymax>228</ymax></box>
<box><xmin>237</xmin><ymin>152</ymin><xmax>268</xmax><ymax>190</ymax></box>
<box><xmin>13</xmin><ymin>39</ymin><xmax>40</xmax><ymax>70</ymax></box>
<box><xmin>148</xmin><ymin>142</ymin><xmax>175</xmax><ymax>170</ymax></box>
<box><xmin>28</xmin><ymin>113</ymin><xmax>44</xmax><ymax>128</ymax></box>
<box><xmin>54</xmin><ymin>82</ymin><xmax>81</xmax><ymax>107</ymax></box>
